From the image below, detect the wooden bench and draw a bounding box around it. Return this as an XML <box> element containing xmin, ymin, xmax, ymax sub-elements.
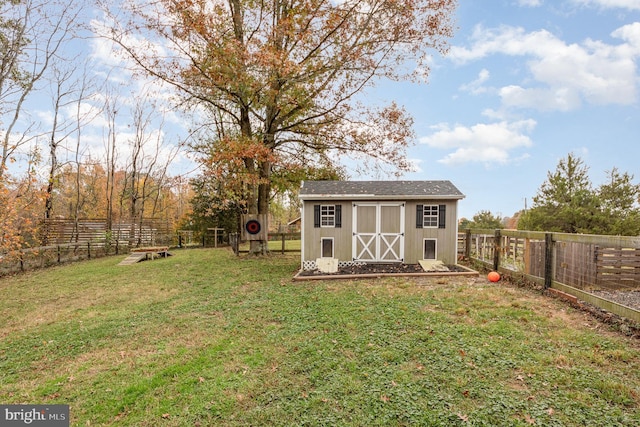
<box><xmin>131</xmin><ymin>246</ymin><xmax>171</xmax><ymax>259</ymax></box>
<box><xmin>118</xmin><ymin>246</ymin><xmax>171</xmax><ymax>265</ymax></box>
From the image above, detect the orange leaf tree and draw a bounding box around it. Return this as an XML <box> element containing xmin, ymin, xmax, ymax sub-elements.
<box><xmin>104</xmin><ymin>0</ymin><xmax>457</xmax><ymax>253</ymax></box>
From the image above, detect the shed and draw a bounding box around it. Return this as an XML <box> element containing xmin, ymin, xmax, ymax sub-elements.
<box><xmin>298</xmin><ymin>180</ymin><xmax>465</xmax><ymax>270</ymax></box>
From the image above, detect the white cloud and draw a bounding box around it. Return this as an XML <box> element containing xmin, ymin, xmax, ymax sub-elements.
<box><xmin>518</xmin><ymin>0</ymin><xmax>543</xmax><ymax>6</ymax></box>
<box><xmin>449</xmin><ymin>24</ymin><xmax>640</xmax><ymax>111</ymax></box>
<box><xmin>459</xmin><ymin>69</ymin><xmax>491</xmax><ymax>95</ymax></box>
<box><xmin>419</xmin><ymin>120</ymin><xmax>535</xmax><ymax>166</ymax></box>
<box><xmin>499</xmin><ymin>85</ymin><xmax>582</xmax><ymax>111</ymax></box>
<box><xmin>612</xmin><ymin>22</ymin><xmax>640</xmax><ymax>53</ymax></box>
<box><xmin>573</xmin><ymin>0</ymin><xmax>640</xmax><ymax>10</ymax></box>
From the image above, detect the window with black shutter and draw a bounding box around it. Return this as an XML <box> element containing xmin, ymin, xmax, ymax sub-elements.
<box><xmin>417</xmin><ymin>204</ymin><xmax>446</xmax><ymax>228</ymax></box>
<box><xmin>314</xmin><ymin>204</ymin><xmax>341</xmax><ymax>228</ymax></box>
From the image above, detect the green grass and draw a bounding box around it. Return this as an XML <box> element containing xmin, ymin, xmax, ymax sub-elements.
<box><xmin>1</xmin><ymin>248</ymin><xmax>640</xmax><ymax>426</ymax></box>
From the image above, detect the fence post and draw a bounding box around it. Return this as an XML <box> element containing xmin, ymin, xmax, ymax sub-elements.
<box><xmin>281</xmin><ymin>233</ymin><xmax>285</xmax><ymax>254</ymax></box>
<box><xmin>544</xmin><ymin>233</ymin><xmax>554</xmax><ymax>290</ymax></box>
<box><xmin>465</xmin><ymin>229</ymin><xmax>471</xmax><ymax>260</ymax></box>
<box><xmin>230</xmin><ymin>233</ymin><xmax>239</xmax><ymax>255</ymax></box>
<box><xmin>57</xmin><ymin>245</ymin><xmax>61</xmax><ymax>264</ymax></box>
<box><xmin>87</xmin><ymin>241</ymin><xmax>91</xmax><ymax>259</ymax></box>
<box><xmin>493</xmin><ymin>229</ymin><xmax>501</xmax><ymax>271</ymax></box>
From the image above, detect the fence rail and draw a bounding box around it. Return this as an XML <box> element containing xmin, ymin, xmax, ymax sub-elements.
<box><xmin>40</xmin><ymin>218</ymin><xmax>174</xmax><ymax>246</ymax></box>
<box><xmin>461</xmin><ymin>229</ymin><xmax>640</xmax><ymax>323</ymax></box>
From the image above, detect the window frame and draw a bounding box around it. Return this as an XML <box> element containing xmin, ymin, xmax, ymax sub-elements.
<box><xmin>320</xmin><ymin>205</ymin><xmax>336</xmax><ymax>227</ymax></box>
<box><xmin>422</xmin><ymin>205</ymin><xmax>440</xmax><ymax>228</ymax></box>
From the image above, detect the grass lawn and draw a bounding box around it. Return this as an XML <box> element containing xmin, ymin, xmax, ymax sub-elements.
<box><xmin>1</xmin><ymin>248</ymin><xmax>640</xmax><ymax>426</ymax></box>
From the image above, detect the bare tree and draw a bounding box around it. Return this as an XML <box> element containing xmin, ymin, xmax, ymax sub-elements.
<box><xmin>121</xmin><ymin>91</ymin><xmax>179</xmax><ymax>246</ymax></box>
<box><xmin>102</xmin><ymin>88</ymin><xmax>120</xmax><ymax>233</ymax></box>
<box><xmin>69</xmin><ymin>65</ymin><xmax>102</xmax><ymax>242</ymax></box>
<box><xmin>0</xmin><ymin>0</ymin><xmax>83</xmax><ymax>182</ymax></box>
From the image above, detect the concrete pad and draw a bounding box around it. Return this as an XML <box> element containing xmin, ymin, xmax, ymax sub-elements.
<box><xmin>316</xmin><ymin>257</ymin><xmax>339</xmax><ymax>273</ymax></box>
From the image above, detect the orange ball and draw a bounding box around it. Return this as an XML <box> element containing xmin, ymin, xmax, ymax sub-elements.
<box><xmin>487</xmin><ymin>271</ymin><xmax>500</xmax><ymax>282</ymax></box>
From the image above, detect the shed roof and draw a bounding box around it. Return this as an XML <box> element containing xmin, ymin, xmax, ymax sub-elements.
<box><xmin>299</xmin><ymin>180</ymin><xmax>465</xmax><ymax>200</ymax></box>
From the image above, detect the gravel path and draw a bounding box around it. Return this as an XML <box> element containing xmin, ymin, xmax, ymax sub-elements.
<box><xmin>592</xmin><ymin>289</ymin><xmax>640</xmax><ymax>311</ymax></box>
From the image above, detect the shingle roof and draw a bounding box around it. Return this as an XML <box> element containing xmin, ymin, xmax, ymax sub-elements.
<box><xmin>299</xmin><ymin>180</ymin><xmax>465</xmax><ymax>200</ymax></box>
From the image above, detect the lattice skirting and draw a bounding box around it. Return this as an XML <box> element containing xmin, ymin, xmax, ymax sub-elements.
<box><xmin>302</xmin><ymin>260</ymin><xmax>365</xmax><ymax>271</ymax></box>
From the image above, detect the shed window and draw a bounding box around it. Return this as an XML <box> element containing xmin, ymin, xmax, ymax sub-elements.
<box><xmin>314</xmin><ymin>204</ymin><xmax>341</xmax><ymax>228</ymax></box>
<box><xmin>416</xmin><ymin>204</ymin><xmax>446</xmax><ymax>229</ymax></box>
<box><xmin>321</xmin><ymin>205</ymin><xmax>335</xmax><ymax>226</ymax></box>
<box><xmin>422</xmin><ymin>205</ymin><xmax>439</xmax><ymax>228</ymax></box>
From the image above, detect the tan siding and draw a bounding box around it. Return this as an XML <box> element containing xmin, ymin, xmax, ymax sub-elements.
<box><xmin>404</xmin><ymin>201</ymin><xmax>458</xmax><ymax>264</ymax></box>
<box><xmin>303</xmin><ymin>201</ymin><xmax>353</xmax><ymax>261</ymax></box>
<box><xmin>303</xmin><ymin>199</ymin><xmax>459</xmax><ymax>265</ymax></box>
<box><xmin>380</xmin><ymin>205</ymin><xmax>401</xmax><ymax>233</ymax></box>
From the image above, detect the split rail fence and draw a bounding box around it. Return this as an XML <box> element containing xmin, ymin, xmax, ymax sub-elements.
<box><xmin>461</xmin><ymin>229</ymin><xmax>640</xmax><ymax>323</ymax></box>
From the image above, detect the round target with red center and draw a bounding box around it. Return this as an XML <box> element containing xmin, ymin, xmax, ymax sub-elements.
<box><xmin>245</xmin><ymin>219</ymin><xmax>261</xmax><ymax>235</ymax></box>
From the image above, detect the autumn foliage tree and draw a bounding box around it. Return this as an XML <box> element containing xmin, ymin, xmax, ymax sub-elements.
<box><xmin>103</xmin><ymin>0</ymin><xmax>457</xmax><ymax>253</ymax></box>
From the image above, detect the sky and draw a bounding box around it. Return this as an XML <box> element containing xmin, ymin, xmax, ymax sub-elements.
<box><xmin>383</xmin><ymin>0</ymin><xmax>640</xmax><ymax>219</ymax></box>
<box><xmin>6</xmin><ymin>0</ymin><xmax>640</xmax><ymax>221</ymax></box>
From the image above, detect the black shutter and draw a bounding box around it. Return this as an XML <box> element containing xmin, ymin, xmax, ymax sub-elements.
<box><xmin>416</xmin><ymin>204</ymin><xmax>423</xmax><ymax>228</ymax></box>
<box><xmin>314</xmin><ymin>205</ymin><xmax>320</xmax><ymax>228</ymax></box>
<box><xmin>335</xmin><ymin>204</ymin><xmax>342</xmax><ymax>228</ymax></box>
<box><xmin>438</xmin><ymin>204</ymin><xmax>446</xmax><ymax>229</ymax></box>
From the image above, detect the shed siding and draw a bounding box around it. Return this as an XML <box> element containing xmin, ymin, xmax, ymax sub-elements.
<box><xmin>403</xmin><ymin>200</ymin><xmax>458</xmax><ymax>264</ymax></box>
<box><xmin>302</xmin><ymin>199</ymin><xmax>459</xmax><ymax>265</ymax></box>
<box><xmin>303</xmin><ymin>202</ymin><xmax>353</xmax><ymax>261</ymax></box>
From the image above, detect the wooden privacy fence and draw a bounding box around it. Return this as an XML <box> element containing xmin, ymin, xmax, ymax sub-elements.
<box><xmin>40</xmin><ymin>218</ymin><xmax>174</xmax><ymax>246</ymax></box>
<box><xmin>461</xmin><ymin>229</ymin><xmax>640</xmax><ymax>322</ymax></box>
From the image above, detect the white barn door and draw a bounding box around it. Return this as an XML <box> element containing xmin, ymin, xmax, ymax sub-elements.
<box><xmin>352</xmin><ymin>202</ymin><xmax>405</xmax><ymax>262</ymax></box>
